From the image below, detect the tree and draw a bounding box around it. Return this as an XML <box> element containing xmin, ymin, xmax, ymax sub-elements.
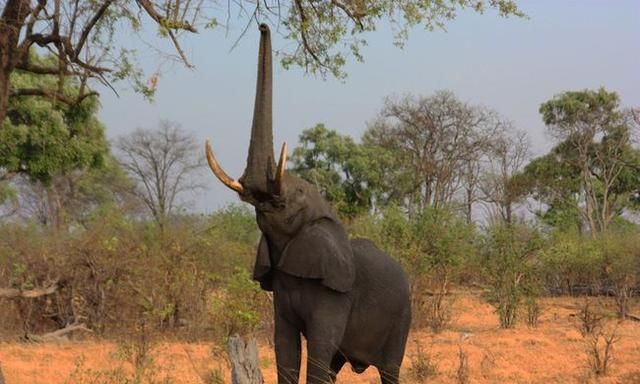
<box><xmin>364</xmin><ymin>90</ymin><xmax>501</xmax><ymax>216</ymax></box>
<box><xmin>0</xmin><ymin>1</ymin><xmax>524</xmax><ymax>124</ymax></box>
<box><xmin>481</xmin><ymin>221</ymin><xmax>542</xmax><ymax>328</ymax></box>
<box><xmin>9</xmin><ymin>155</ymin><xmax>136</xmax><ymax>227</ymax></box>
<box><xmin>0</xmin><ymin>0</ymin><xmax>201</xmax><ymax>124</ymax></box>
<box><xmin>478</xmin><ymin>122</ymin><xmax>530</xmax><ymax>224</ymax></box>
<box><xmin>0</xmin><ymin>60</ymin><xmax>110</xmax><ymax>227</ymax></box>
<box><xmin>115</xmin><ymin>120</ymin><xmax>205</xmax><ymax>230</ymax></box>
<box><xmin>290</xmin><ymin>123</ymin><xmax>388</xmax><ymax>218</ymax></box>
<box><xmin>525</xmin><ymin>88</ymin><xmax>640</xmax><ymax>233</ymax></box>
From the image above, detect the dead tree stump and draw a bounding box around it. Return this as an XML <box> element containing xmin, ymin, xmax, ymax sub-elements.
<box><xmin>228</xmin><ymin>335</ymin><xmax>264</xmax><ymax>384</ymax></box>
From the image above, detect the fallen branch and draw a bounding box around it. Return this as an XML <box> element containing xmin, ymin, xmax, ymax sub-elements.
<box><xmin>0</xmin><ymin>279</ymin><xmax>59</xmax><ymax>299</ymax></box>
<box><xmin>24</xmin><ymin>322</ymin><xmax>93</xmax><ymax>343</ymax></box>
<box><xmin>627</xmin><ymin>313</ymin><xmax>640</xmax><ymax>322</ymax></box>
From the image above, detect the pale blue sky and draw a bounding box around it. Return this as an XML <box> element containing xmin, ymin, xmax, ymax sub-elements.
<box><xmin>98</xmin><ymin>1</ymin><xmax>640</xmax><ymax>212</ymax></box>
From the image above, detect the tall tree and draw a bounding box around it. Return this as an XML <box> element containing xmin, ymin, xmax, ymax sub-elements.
<box><xmin>522</xmin><ymin>88</ymin><xmax>640</xmax><ymax>233</ymax></box>
<box><xmin>0</xmin><ymin>1</ymin><xmax>524</xmax><ymax>123</ymax></box>
<box><xmin>290</xmin><ymin>123</ymin><xmax>389</xmax><ymax>218</ymax></box>
<box><xmin>478</xmin><ymin>122</ymin><xmax>530</xmax><ymax>224</ymax></box>
<box><xmin>115</xmin><ymin>120</ymin><xmax>205</xmax><ymax>230</ymax></box>
<box><xmin>0</xmin><ymin>60</ymin><xmax>110</xmax><ymax>227</ymax></box>
<box><xmin>364</xmin><ymin>90</ymin><xmax>501</xmax><ymax>216</ymax></box>
<box><xmin>10</xmin><ymin>156</ymin><xmax>135</xmax><ymax>227</ymax></box>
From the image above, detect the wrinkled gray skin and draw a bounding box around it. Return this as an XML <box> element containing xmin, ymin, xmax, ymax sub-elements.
<box><xmin>208</xmin><ymin>24</ymin><xmax>411</xmax><ymax>384</ymax></box>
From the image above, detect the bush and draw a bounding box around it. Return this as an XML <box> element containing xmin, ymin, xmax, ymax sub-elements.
<box><xmin>409</xmin><ymin>340</ymin><xmax>438</xmax><ymax>382</ymax></box>
<box><xmin>481</xmin><ymin>222</ymin><xmax>542</xmax><ymax>329</ymax></box>
<box><xmin>539</xmin><ymin>231</ymin><xmax>604</xmax><ymax>295</ymax></box>
<box><xmin>597</xmin><ymin>230</ymin><xmax>639</xmax><ymax>319</ymax></box>
<box><xmin>0</xmin><ymin>204</ymin><xmax>262</xmax><ymax>339</ymax></box>
<box><xmin>207</xmin><ymin>268</ymin><xmax>269</xmax><ymax>341</ymax></box>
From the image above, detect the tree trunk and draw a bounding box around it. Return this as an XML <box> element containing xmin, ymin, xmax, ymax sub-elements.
<box><xmin>465</xmin><ymin>187</ymin><xmax>472</xmax><ymax>224</ymax></box>
<box><xmin>0</xmin><ymin>0</ymin><xmax>31</xmax><ymax>123</ymax></box>
<box><xmin>228</xmin><ymin>335</ymin><xmax>264</xmax><ymax>384</ymax></box>
<box><xmin>0</xmin><ymin>68</ymin><xmax>9</xmax><ymax>123</ymax></box>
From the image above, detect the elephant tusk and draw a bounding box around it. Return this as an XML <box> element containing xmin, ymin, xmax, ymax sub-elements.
<box><xmin>275</xmin><ymin>141</ymin><xmax>287</xmax><ymax>194</ymax></box>
<box><xmin>205</xmin><ymin>140</ymin><xmax>245</xmax><ymax>194</ymax></box>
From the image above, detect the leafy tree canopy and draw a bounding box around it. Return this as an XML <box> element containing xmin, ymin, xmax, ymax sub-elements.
<box><xmin>0</xmin><ymin>55</ymin><xmax>109</xmax><ymax>185</ymax></box>
<box><xmin>518</xmin><ymin>88</ymin><xmax>640</xmax><ymax>233</ymax></box>
<box><xmin>290</xmin><ymin>123</ymin><xmax>387</xmax><ymax>218</ymax></box>
<box><xmin>0</xmin><ymin>0</ymin><xmax>525</xmax><ymax>125</ymax></box>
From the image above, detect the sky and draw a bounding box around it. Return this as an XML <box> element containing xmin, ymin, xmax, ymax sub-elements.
<box><xmin>98</xmin><ymin>1</ymin><xmax>640</xmax><ymax>213</ymax></box>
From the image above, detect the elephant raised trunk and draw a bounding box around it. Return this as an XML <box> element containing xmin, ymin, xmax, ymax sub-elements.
<box><xmin>205</xmin><ymin>23</ymin><xmax>287</xmax><ymax>200</ymax></box>
<box><xmin>240</xmin><ymin>23</ymin><xmax>275</xmax><ymax>194</ymax></box>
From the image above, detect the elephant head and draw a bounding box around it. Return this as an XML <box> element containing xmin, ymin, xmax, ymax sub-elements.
<box><xmin>205</xmin><ymin>24</ymin><xmax>354</xmax><ymax>293</ymax></box>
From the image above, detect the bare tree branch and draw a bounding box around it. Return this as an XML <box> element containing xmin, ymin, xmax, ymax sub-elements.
<box><xmin>10</xmin><ymin>87</ymin><xmax>99</xmax><ymax>105</ymax></box>
<box><xmin>0</xmin><ymin>278</ymin><xmax>59</xmax><ymax>299</ymax></box>
<box><xmin>24</xmin><ymin>322</ymin><xmax>93</xmax><ymax>343</ymax></box>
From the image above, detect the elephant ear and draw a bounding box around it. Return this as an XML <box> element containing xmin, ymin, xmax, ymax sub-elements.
<box><xmin>253</xmin><ymin>235</ymin><xmax>274</xmax><ymax>291</ymax></box>
<box><xmin>278</xmin><ymin>218</ymin><xmax>355</xmax><ymax>293</ymax></box>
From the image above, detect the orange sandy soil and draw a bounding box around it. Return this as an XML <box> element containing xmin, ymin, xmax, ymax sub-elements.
<box><xmin>1</xmin><ymin>291</ymin><xmax>640</xmax><ymax>384</ymax></box>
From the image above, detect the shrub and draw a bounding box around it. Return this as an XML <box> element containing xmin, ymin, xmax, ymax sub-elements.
<box><xmin>456</xmin><ymin>346</ymin><xmax>469</xmax><ymax>384</ymax></box>
<box><xmin>481</xmin><ymin>222</ymin><xmax>542</xmax><ymax>329</ymax></box>
<box><xmin>597</xmin><ymin>230</ymin><xmax>639</xmax><ymax>319</ymax></box>
<box><xmin>0</xmin><ymin>204</ymin><xmax>261</xmax><ymax>339</ymax></box>
<box><xmin>587</xmin><ymin>325</ymin><xmax>620</xmax><ymax>377</ymax></box>
<box><xmin>525</xmin><ymin>295</ymin><xmax>541</xmax><ymax>328</ymax></box>
<box><xmin>207</xmin><ymin>268</ymin><xmax>269</xmax><ymax>341</ymax></box>
<box><xmin>577</xmin><ymin>298</ymin><xmax>604</xmax><ymax>336</ymax></box>
<box><xmin>409</xmin><ymin>340</ymin><xmax>438</xmax><ymax>382</ymax></box>
<box><xmin>538</xmin><ymin>230</ymin><xmax>604</xmax><ymax>296</ymax></box>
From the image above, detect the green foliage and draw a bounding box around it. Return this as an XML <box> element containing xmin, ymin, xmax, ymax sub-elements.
<box><xmin>291</xmin><ymin>124</ymin><xmax>389</xmax><ymax>218</ymax></box>
<box><xmin>539</xmin><ymin>231</ymin><xmax>604</xmax><ymax>294</ymax></box>
<box><xmin>598</xmin><ymin>230</ymin><xmax>640</xmax><ymax>318</ymax></box>
<box><xmin>112</xmin><ymin>48</ymin><xmax>156</xmax><ymax>101</ymax></box>
<box><xmin>203</xmin><ymin>204</ymin><xmax>259</xmax><ymax>271</ymax></box>
<box><xmin>0</xmin><ymin>180</ymin><xmax>16</xmax><ymax>205</ymax></box>
<box><xmin>350</xmin><ymin>206</ymin><xmax>475</xmax><ymax>276</ymax></box>
<box><xmin>280</xmin><ymin>0</ymin><xmax>524</xmax><ymax>78</ymax></box>
<box><xmin>539</xmin><ymin>88</ymin><xmax>622</xmax><ymax>129</ymax></box>
<box><xmin>519</xmin><ymin>153</ymin><xmax>582</xmax><ymax>231</ymax></box>
<box><xmin>481</xmin><ymin>222</ymin><xmax>543</xmax><ymax>328</ymax></box>
<box><xmin>521</xmin><ymin>88</ymin><xmax>640</xmax><ymax>232</ymax></box>
<box><xmin>207</xmin><ymin>268</ymin><xmax>266</xmax><ymax>340</ymax></box>
<box><xmin>0</xmin><ymin>57</ymin><xmax>108</xmax><ymax>184</ymax></box>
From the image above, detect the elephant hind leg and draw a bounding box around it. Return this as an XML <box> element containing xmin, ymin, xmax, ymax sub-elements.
<box><xmin>378</xmin><ymin>307</ymin><xmax>411</xmax><ymax>384</ymax></box>
<box><xmin>329</xmin><ymin>353</ymin><xmax>346</xmax><ymax>383</ymax></box>
<box><xmin>378</xmin><ymin>366</ymin><xmax>401</xmax><ymax>384</ymax></box>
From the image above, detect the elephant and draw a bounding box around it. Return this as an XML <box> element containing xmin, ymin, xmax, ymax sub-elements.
<box><xmin>205</xmin><ymin>24</ymin><xmax>411</xmax><ymax>384</ymax></box>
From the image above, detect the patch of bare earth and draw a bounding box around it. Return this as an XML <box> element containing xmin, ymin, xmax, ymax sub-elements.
<box><xmin>1</xmin><ymin>291</ymin><xmax>639</xmax><ymax>383</ymax></box>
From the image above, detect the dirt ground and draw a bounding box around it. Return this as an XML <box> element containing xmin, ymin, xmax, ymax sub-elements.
<box><xmin>1</xmin><ymin>291</ymin><xmax>639</xmax><ymax>384</ymax></box>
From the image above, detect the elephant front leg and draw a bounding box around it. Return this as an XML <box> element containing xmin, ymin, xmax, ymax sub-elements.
<box><xmin>306</xmin><ymin>339</ymin><xmax>339</xmax><ymax>384</ymax></box>
<box><xmin>274</xmin><ymin>316</ymin><xmax>301</xmax><ymax>384</ymax></box>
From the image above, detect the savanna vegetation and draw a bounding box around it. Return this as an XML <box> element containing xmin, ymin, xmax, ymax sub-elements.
<box><xmin>2</xmin><ymin>85</ymin><xmax>638</xmax><ymax>347</ymax></box>
<box><xmin>1</xmin><ymin>3</ymin><xmax>638</xmax><ymax>383</ymax></box>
